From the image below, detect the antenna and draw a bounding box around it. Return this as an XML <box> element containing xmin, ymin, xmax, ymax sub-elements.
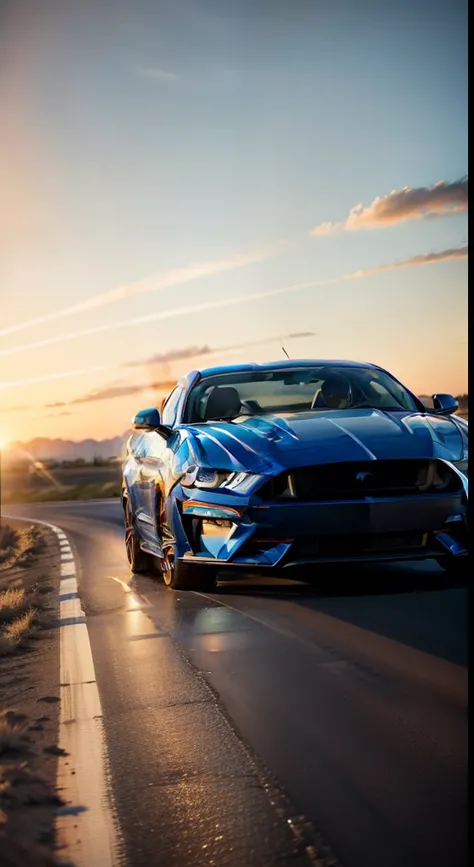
<box><xmin>281</xmin><ymin>346</ymin><xmax>290</xmax><ymax>359</ymax></box>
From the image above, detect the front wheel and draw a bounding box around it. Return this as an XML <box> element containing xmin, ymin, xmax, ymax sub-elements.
<box><xmin>162</xmin><ymin>549</ymin><xmax>217</xmax><ymax>591</ymax></box>
<box><xmin>124</xmin><ymin>498</ymin><xmax>156</xmax><ymax>575</ymax></box>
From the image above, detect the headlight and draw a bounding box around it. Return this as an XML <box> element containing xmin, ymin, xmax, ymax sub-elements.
<box><xmin>181</xmin><ymin>466</ymin><xmax>262</xmax><ymax>493</ymax></box>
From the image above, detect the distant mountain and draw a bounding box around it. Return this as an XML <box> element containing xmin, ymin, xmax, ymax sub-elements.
<box><xmin>7</xmin><ymin>433</ymin><xmax>130</xmax><ymax>462</ymax></box>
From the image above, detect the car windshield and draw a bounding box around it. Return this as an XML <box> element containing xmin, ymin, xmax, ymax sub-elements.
<box><xmin>185</xmin><ymin>365</ymin><xmax>419</xmax><ymax>422</ymax></box>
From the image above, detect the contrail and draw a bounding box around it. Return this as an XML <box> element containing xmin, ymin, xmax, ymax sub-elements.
<box><xmin>0</xmin><ymin>243</ymin><xmax>465</xmax><ymax>360</ymax></box>
<box><xmin>0</xmin><ymin>241</ymin><xmax>289</xmax><ymax>338</ymax></box>
<box><xmin>345</xmin><ymin>244</ymin><xmax>468</xmax><ymax>279</ymax></box>
<box><xmin>0</xmin><ymin>366</ymin><xmax>105</xmax><ymax>391</ymax></box>
<box><xmin>0</xmin><ymin>277</ymin><xmax>336</xmax><ymax>359</ymax></box>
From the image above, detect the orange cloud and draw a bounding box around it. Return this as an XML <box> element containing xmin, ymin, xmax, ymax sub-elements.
<box><xmin>345</xmin><ymin>244</ymin><xmax>468</xmax><ymax>280</ymax></box>
<box><xmin>45</xmin><ymin>380</ymin><xmax>177</xmax><ymax>409</ymax></box>
<box><xmin>311</xmin><ymin>177</ymin><xmax>468</xmax><ymax>236</ymax></box>
<box><xmin>123</xmin><ymin>332</ymin><xmax>317</xmax><ymax>369</ymax></box>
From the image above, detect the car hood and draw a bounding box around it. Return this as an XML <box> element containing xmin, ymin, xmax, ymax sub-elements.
<box><xmin>185</xmin><ymin>409</ymin><xmax>465</xmax><ymax>473</ymax></box>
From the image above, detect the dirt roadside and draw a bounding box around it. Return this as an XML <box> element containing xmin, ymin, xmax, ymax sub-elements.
<box><xmin>0</xmin><ymin>519</ymin><xmax>68</xmax><ymax>866</ymax></box>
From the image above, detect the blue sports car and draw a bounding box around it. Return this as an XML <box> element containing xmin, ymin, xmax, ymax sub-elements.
<box><xmin>122</xmin><ymin>360</ymin><xmax>468</xmax><ymax>590</ymax></box>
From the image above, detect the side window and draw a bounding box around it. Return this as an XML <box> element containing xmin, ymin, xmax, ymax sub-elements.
<box><xmin>162</xmin><ymin>387</ymin><xmax>182</xmax><ymax>427</ymax></box>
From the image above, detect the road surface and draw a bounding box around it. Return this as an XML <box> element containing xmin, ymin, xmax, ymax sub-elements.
<box><xmin>5</xmin><ymin>500</ymin><xmax>468</xmax><ymax>867</ymax></box>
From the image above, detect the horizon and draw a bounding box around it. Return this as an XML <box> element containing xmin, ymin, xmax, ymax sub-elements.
<box><xmin>0</xmin><ymin>0</ymin><xmax>468</xmax><ymax>444</ymax></box>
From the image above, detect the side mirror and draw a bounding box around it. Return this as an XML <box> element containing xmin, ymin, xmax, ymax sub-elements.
<box><xmin>432</xmin><ymin>394</ymin><xmax>458</xmax><ymax>416</ymax></box>
<box><xmin>132</xmin><ymin>407</ymin><xmax>161</xmax><ymax>430</ymax></box>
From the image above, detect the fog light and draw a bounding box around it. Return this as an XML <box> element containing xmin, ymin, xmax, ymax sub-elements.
<box><xmin>202</xmin><ymin>519</ymin><xmax>233</xmax><ymax>536</ymax></box>
<box><xmin>182</xmin><ymin>501</ymin><xmax>242</xmax><ymax>520</ymax></box>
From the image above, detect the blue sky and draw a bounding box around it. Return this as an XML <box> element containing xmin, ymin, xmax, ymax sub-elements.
<box><xmin>0</xmin><ymin>0</ymin><xmax>468</xmax><ymax>441</ymax></box>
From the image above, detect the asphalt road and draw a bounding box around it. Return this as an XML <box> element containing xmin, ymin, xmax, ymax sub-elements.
<box><xmin>5</xmin><ymin>500</ymin><xmax>468</xmax><ymax>867</ymax></box>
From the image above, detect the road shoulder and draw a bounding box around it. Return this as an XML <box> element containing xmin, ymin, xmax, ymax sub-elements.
<box><xmin>0</xmin><ymin>519</ymin><xmax>63</xmax><ymax>865</ymax></box>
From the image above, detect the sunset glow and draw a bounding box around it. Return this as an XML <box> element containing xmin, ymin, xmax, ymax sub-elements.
<box><xmin>0</xmin><ymin>0</ymin><xmax>467</xmax><ymax>447</ymax></box>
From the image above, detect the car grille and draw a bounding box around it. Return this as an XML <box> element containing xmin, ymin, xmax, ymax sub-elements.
<box><xmin>260</xmin><ymin>459</ymin><xmax>460</xmax><ymax>502</ymax></box>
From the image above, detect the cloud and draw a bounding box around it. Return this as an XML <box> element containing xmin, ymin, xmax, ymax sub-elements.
<box><xmin>311</xmin><ymin>177</ymin><xmax>468</xmax><ymax>236</ymax></box>
<box><xmin>284</xmin><ymin>332</ymin><xmax>315</xmax><ymax>340</ymax></box>
<box><xmin>45</xmin><ymin>380</ymin><xmax>177</xmax><ymax>409</ymax></box>
<box><xmin>0</xmin><ymin>241</ymin><xmax>287</xmax><ymax>338</ymax></box>
<box><xmin>135</xmin><ymin>66</ymin><xmax>180</xmax><ymax>82</ymax></box>
<box><xmin>44</xmin><ymin>410</ymin><xmax>72</xmax><ymax>418</ymax></box>
<box><xmin>345</xmin><ymin>244</ymin><xmax>468</xmax><ymax>280</ymax></box>
<box><xmin>123</xmin><ymin>332</ymin><xmax>317</xmax><ymax>369</ymax></box>
<box><xmin>123</xmin><ymin>346</ymin><xmax>212</xmax><ymax>368</ymax></box>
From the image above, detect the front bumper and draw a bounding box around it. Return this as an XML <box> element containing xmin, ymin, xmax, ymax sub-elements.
<box><xmin>179</xmin><ymin>488</ymin><xmax>468</xmax><ymax>570</ymax></box>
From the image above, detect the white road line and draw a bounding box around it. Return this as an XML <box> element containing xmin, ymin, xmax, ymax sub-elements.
<box><xmin>5</xmin><ymin>514</ymin><xmax>119</xmax><ymax>867</ymax></box>
<box><xmin>59</xmin><ymin>576</ymin><xmax>78</xmax><ymax>597</ymax></box>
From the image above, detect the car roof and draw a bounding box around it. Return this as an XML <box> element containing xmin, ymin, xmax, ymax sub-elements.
<box><xmin>194</xmin><ymin>359</ymin><xmax>380</xmax><ymax>378</ymax></box>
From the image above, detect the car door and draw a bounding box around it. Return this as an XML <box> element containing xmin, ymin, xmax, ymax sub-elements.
<box><xmin>130</xmin><ymin>427</ymin><xmax>169</xmax><ymax>547</ymax></box>
<box><xmin>134</xmin><ymin>387</ymin><xmax>184</xmax><ymax>547</ymax></box>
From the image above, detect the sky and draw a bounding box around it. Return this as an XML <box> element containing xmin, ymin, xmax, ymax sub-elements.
<box><xmin>0</xmin><ymin>0</ymin><xmax>468</xmax><ymax>444</ymax></box>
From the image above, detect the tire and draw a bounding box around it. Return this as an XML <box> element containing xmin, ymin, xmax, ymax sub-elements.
<box><xmin>436</xmin><ymin>555</ymin><xmax>469</xmax><ymax>579</ymax></box>
<box><xmin>124</xmin><ymin>497</ymin><xmax>156</xmax><ymax>575</ymax></box>
<box><xmin>162</xmin><ymin>548</ymin><xmax>217</xmax><ymax>591</ymax></box>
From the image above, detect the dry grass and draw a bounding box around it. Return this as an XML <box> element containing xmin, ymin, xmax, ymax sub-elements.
<box><xmin>0</xmin><ymin>587</ymin><xmax>35</xmax><ymax>656</ymax></box>
<box><xmin>0</xmin><ymin>528</ymin><xmax>19</xmax><ymax>568</ymax></box>
<box><xmin>0</xmin><ymin>586</ymin><xmax>35</xmax><ymax>655</ymax></box>
<box><xmin>0</xmin><ymin>526</ymin><xmax>18</xmax><ymax>551</ymax></box>
<box><xmin>0</xmin><ymin>760</ymin><xmax>65</xmax><ymax>866</ymax></box>
<box><xmin>0</xmin><ymin>527</ymin><xmax>42</xmax><ymax>655</ymax></box>
<box><xmin>0</xmin><ymin>526</ymin><xmax>44</xmax><ymax>571</ymax></box>
<box><xmin>0</xmin><ymin>712</ymin><xmax>29</xmax><ymax>756</ymax></box>
<box><xmin>0</xmin><ymin>611</ymin><xmax>35</xmax><ymax>654</ymax></box>
<box><xmin>0</xmin><ymin>589</ymin><xmax>27</xmax><ymax>624</ymax></box>
<box><xmin>0</xmin><ymin>525</ymin><xmax>64</xmax><ymax>865</ymax></box>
